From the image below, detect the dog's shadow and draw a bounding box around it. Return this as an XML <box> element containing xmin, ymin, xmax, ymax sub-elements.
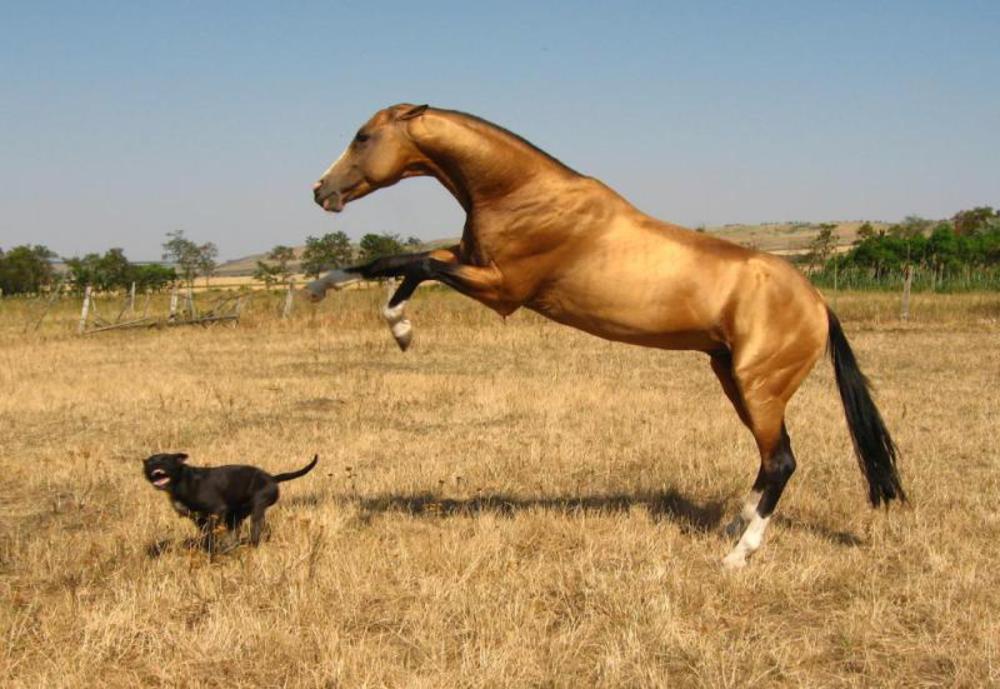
<box><xmin>145</xmin><ymin>535</ymin><xmax>243</xmax><ymax>559</ymax></box>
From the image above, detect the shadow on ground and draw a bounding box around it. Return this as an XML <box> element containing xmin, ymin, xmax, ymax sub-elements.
<box><xmin>285</xmin><ymin>488</ymin><xmax>865</xmax><ymax>547</ymax></box>
<box><xmin>284</xmin><ymin>489</ymin><xmax>727</xmax><ymax>534</ymax></box>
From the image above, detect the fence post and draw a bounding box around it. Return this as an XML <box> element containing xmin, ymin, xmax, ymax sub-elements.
<box><xmin>77</xmin><ymin>286</ymin><xmax>92</xmax><ymax>334</ymax></box>
<box><xmin>901</xmin><ymin>264</ymin><xmax>913</xmax><ymax>321</ymax></box>
<box><xmin>186</xmin><ymin>284</ymin><xmax>197</xmax><ymax>319</ymax></box>
<box><xmin>128</xmin><ymin>281</ymin><xmax>136</xmax><ymax>315</ymax></box>
<box><xmin>282</xmin><ymin>279</ymin><xmax>295</xmax><ymax>319</ymax></box>
<box><xmin>169</xmin><ymin>284</ymin><xmax>179</xmax><ymax>321</ymax></box>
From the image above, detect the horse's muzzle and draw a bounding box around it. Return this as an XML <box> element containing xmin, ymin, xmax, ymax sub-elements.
<box><xmin>313</xmin><ymin>185</ymin><xmax>344</xmax><ymax>213</ymax></box>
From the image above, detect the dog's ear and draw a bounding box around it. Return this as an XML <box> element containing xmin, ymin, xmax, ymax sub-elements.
<box><xmin>174</xmin><ymin>453</ymin><xmax>189</xmax><ymax>463</ymax></box>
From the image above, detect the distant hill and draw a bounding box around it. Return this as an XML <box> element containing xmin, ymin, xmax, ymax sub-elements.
<box><xmin>215</xmin><ymin>222</ymin><xmax>886</xmax><ymax>276</ymax></box>
<box><xmin>703</xmin><ymin>220</ymin><xmax>888</xmax><ymax>256</ymax></box>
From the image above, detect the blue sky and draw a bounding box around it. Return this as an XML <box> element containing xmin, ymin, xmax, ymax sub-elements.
<box><xmin>2</xmin><ymin>2</ymin><xmax>998</xmax><ymax>260</ymax></box>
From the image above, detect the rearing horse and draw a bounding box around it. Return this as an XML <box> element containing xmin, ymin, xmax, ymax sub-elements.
<box><xmin>309</xmin><ymin>103</ymin><xmax>904</xmax><ymax>568</ymax></box>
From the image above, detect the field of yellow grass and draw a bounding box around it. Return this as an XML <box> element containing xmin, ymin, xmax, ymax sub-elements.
<box><xmin>2</xmin><ymin>288</ymin><xmax>999</xmax><ymax>687</ymax></box>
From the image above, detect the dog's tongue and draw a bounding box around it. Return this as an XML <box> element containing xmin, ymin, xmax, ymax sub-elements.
<box><xmin>153</xmin><ymin>477</ymin><xmax>170</xmax><ymax>487</ymax></box>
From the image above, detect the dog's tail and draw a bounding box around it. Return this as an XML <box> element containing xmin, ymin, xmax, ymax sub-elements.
<box><xmin>273</xmin><ymin>455</ymin><xmax>318</xmax><ymax>483</ymax></box>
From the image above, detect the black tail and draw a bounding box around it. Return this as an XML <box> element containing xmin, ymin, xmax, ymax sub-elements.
<box><xmin>827</xmin><ymin>309</ymin><xmax>905</xmax><ymax>507</ymax></box>
<box><xmin>273</xmin><ymin>455</ymin><xmax>318</xmax><ymax>483</ymax></box>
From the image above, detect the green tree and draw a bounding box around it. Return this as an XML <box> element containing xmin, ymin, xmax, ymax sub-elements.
<box><xmin>301</xmin><ymin>232</ymin><xmax>352</xmax><ymax>278</ymax></box>
<box><xmin>97</xmin><ymin>248</ymin><xmax>132</xmax><ymax>290</ymax></box>
<box><xmin>254</xmin><ymin>245</ymin><xmax>295</xmax><ymax>289</ymax></box>
<box><xmin>806</xmin><ymin>224</ymin><xmax>837</xmax><ymax>272</ymax></box>
<box><xmin>359</xmin><ymin>233</ymin><xmax>404</xmax><ymax>262</ymax></box>
<box><xmin>856</xmin><ymin>221</ymin><xmax>876</xmax><ymax>242</ymax></box>
<box><xmin>253</xmin><ymin>260</ymin><xmax>281</xmax><ymax>290</ymax></box>
<box><xmin>197</xmin><ymin>242</ymin><xmax>219</xmax><ymax>288</ymax></box>
<box><xmin>162</xmin><ymin>230</ymin><xmax>203</xmax><ymax>287</ymax></box>
<box><xmin>892</xmin><ymin>215</ymin><xmax>932</xmax><ymax>239</ymax></box>
<box><xmin>267</xmin><ymin>245</ymin><xmax>296</xmax><ymax>283</ymax></box>
<box><xmin>953</xmin><ymin>206</ymin><xmax>997</xmax><ymax>237</ymax></box>
<box><xmin>133</xmin><ymin>264</ymin><xmax>177</xmax><ymax>291</ymax></box>
<box><xmin>0</xmin><ymin>245</ymin><xmax>56</xmax><ymax>295</ymax></box>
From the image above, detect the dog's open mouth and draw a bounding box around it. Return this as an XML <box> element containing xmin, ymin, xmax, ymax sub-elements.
<box><xmin>150</xmin><ymin>468</ymin><xmax>170</xmax><ymax>488</ymax></box>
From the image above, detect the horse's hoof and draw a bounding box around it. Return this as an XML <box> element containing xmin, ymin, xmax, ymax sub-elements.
<box><xmin>394</xmin><ymin>329</ymin><xmax>412</xmax><ymax>351</ymax></box>
<box><xmin>721</xmin><ymin>551</ymin><xmax>748</xmax><ymax>570</ymax></box>
<box><xmin>303</xmin><ymin>283</ymin><xmax>327</xmax><ymax>303</ymax></box>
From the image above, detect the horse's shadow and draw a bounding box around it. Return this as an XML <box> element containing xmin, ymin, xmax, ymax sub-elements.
<box><xmin>286</xmin><ymin>488</ymin><xmax>865</xmax><ymax>547</ymax></box>
<box><xmin>144</xmin><ymin>491</ymin><xmax>864</xmax><ymax>558</ymax></box>
<box><xmin>289</xmin><ymin>488</ymin><xmax>727</xmax><ymax>534</ymax></box>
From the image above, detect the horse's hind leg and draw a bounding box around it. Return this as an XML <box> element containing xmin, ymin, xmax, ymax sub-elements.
<box><xmin>716</xmin><ymin>349</ymin><xmax>819</xmax><ymax>569</ymax></box>
<box><xmin>722</xmin><ymin>419</ymin><xmax>797</xmax><ymax>569</ymax></box>
<box><xmin>710</xmin><ymin>353</ymin><xmax>765</xmax><ymax>536</ymax></box>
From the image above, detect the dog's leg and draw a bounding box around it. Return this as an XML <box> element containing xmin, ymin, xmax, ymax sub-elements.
<box><xmin>249</xmin><ymin>504</ymin><xmax>267</xmax><ymax>546</ymax></box>
<box><xmin>198</xmin><ymin>514</ymin><xmax>222</xmax><ymax>558</ymax></box>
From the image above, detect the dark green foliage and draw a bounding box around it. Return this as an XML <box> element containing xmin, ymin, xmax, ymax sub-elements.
<box><xmin>813</xmin><ymin>208</ymin><xmax>1000</xmax><ymax>292</ymax></box>
<box><xmin>64</xmin><ymin>248</ymin><xmax>176</xmax><ymax>293</ymax></box>
<box><xmin>0</xmin><ymin>245</ymin><xmax>57</xmax><ymax>294</ymax></box>
<box><xmin>302</xmin><ymin>232</ymin><xmax>353</xmax><ymax>278</ymax></box>
<box><xmin>132</xmin><ymin>263</ymin><xmax>178</xmax><ymax>291</ymax></box>
<box><xmin>953</xmin><ymin>206</ymin><xmax>997</xmax><ymax>237</ymax></box>
<box><xmin>359</xmin><ymin>233</ymin><xmax>404</xmax><ymax>262</ymax></box>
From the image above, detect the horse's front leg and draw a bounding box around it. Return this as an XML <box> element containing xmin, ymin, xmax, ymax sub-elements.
<box><xmin>303</xmin><ymin>250</ymin><xmax>445</xmax><ymax>301</ymax></box>
<box><xmin>360</xmin><ymin>253</ymin><xmax>514</xmax><ymax>348</ymax></box>
<box><xmin>421</xmin><ymin>259</ymin><xmax>514</xmax><ymax>315</ymax></box>
<box><xmin>308</xmin><ymin>249</ymin><xmax>460</xmax><ymax>350</ymax></box>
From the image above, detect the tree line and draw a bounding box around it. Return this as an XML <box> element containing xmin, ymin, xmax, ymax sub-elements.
<box><xmin>809</xmin><ymin>206</ymin><xmax>1000</xmax><ymax>291</ymax></box>
<box><xmin>252</xmin><ymin>232</ymin><xmax>421</xmax><ymax>288</ymax></box>
<box><xmin>9</xmin><ymin>206</ymin><xmax>992</xmax><ymax>297</ymax></box>
<box><xmin>0</xmin><ymin>229</ymin><xmax>423</xmax><ymax>296</ymax></box>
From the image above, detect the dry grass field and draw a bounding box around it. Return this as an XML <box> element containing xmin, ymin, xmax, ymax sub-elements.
<box><xmin>2</xmin><ymin>287</ymin><xmax>999</xmax><ymax>688</ymax></box>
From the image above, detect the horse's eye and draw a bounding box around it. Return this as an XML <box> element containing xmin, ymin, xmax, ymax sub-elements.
<box><xmin>354</xmin><ymin>132</ymin><xmax>370</xmax><ymax>144</ymax></box>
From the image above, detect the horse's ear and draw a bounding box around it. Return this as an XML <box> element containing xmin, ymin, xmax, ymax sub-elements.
<box><xmin>397</xmin><ymin>104</ymin><xmax>428</xmax><ymax>121</ymax></box>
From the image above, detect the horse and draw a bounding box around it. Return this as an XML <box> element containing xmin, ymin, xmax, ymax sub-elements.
<box><xmin>308</xmin><ymin>103</ymin><xmax>905</xmax><ymax>568</ymax></box>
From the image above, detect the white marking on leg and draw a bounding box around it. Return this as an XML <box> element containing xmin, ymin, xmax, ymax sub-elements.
<box><xmin>724</xmin><ymin>489</ymin><xmax>763</xmax><ymax>537</ymax></box>
<box><xmin>383</xmin><ymin>298</ymin><xmax>412</xmax><ymax>351</ymax></box>
<box><xmin>304</xmin><ymin>269</ymin><xmax>361</xmax><ymax>302</ymax></box>
<box><xmin>722</xmin><ymin>513</ymin><xmax>771</xmax><ymax>569</ymax></box>
<box><xmin>740</xmin><ymin>489</ymin><xmax>763</xmax><ymax>521</ymax></box>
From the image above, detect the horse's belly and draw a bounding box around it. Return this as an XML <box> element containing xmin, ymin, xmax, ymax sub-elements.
<box><xmin>525</xmin><ymin>297</ymin><xmax>723</xmax><ymax>352</ymax></box>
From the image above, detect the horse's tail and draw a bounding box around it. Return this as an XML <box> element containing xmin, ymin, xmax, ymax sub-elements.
<box><xmin>273</xmin><ymin>455</ymin><xmax>319</xmax><ymax>483</ymax></box>
<box><xmin>827</xmin><ymin>309</ymin><xmax>906</xmax><ymax>507</ymax></box>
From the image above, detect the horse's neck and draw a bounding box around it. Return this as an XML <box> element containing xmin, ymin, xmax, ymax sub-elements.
<box><xmin>415</xmin><ymin>112</ymin><xmax>574</xmax><ymax>211</ymax></box>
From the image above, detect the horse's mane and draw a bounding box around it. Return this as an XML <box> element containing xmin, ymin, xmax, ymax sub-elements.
<box><xmin>431</xmin><ymin>107</ymin><xmax>581</xmax><ymax>176</ymax></box>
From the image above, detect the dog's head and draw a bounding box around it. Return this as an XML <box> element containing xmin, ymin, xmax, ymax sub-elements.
<box><xmin>142</xmin><ymin>453</ymin><xmax>189</xmax><ymax>490</ymax></box>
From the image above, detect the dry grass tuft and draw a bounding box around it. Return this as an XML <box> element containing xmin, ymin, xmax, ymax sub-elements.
<box><xmin>1</xmin><ymin>289</ymin><xmax>999</xmax><ymax>687</ymax></box>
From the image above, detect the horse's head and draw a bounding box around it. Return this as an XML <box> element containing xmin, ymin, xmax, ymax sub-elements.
<box><xmin>313</xmin><ymin>103</ymin><xmax>429</xmax><ymax>212</ymax></box>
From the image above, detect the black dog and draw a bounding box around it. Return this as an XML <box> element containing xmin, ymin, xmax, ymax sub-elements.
<box><xmin>143</xmin><ymin>452</ymin><xmax>318</xmax><ymax>549</ymax></box>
